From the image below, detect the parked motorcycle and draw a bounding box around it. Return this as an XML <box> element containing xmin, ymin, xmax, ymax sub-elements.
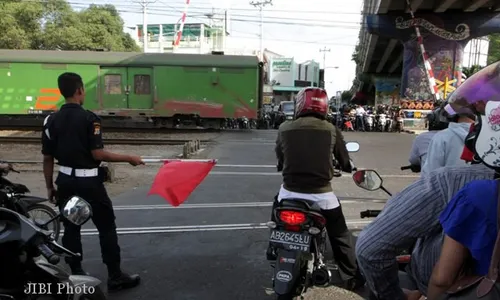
<box><xmin>0</xmin><ymin>163</ymin><xmax>61</xmax><ymax>240</ymax></box>
<box><xmin>0</xmin><ymin>197</ymin><xmax>106</xmax><ymax>299</ymax></box>
<box><xmin>267</xmin><ymin>142</ymin><xmax>360</xmax><ymax>300</ymax></box>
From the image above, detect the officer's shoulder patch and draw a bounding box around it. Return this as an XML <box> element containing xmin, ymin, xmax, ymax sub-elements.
<box><xmin>93</xmin><ymin>121</ymin><xmax>101</xmax><ymax>135</ymax></box>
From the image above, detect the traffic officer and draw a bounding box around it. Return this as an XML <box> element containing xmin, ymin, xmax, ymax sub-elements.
<box><xmin>41</xmin><ymin>72</ymin><xmax>144</xmax><ymax>291</ymax></box>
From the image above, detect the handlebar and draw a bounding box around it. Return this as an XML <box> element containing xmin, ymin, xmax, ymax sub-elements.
<box><xmin>37</xmin><ymin>243</ymin><xmax>60</xmax><ymax>264</ymax></box>
<box><xmin>401</xmin><ymin>165</ymin><xmax>421</xmax><ymax>173</ymax></box>
<box><xmin>360</xmin><ymin>209</ymin><xmax>382</xmax><ymax>218</ymax></box>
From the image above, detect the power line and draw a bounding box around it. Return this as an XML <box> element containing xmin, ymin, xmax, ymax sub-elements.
<box><xmin>319</xmin><ymin>47</ymin><xmax>331</xmax><ymax>68</ymax></box>
<box><xmin>249</xmin><ymin>0</ymin><xmax>272</xmax><ymax>61</ymax></box>
<box><xmin>134</xmin><ymin>0</ymin><xmax>157</xmax><ymax>52</ymax></box>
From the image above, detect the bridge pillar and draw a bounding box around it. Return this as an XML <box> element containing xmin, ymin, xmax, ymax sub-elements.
<box><xmin>367</xmin><ymin>12</ymin><xmax>500</xmax><ymax>101</ymax></box>
<box><xmin>372</xmin><ymin>76</ymin><xmax>400</xmax><ymax>107</ymax></box>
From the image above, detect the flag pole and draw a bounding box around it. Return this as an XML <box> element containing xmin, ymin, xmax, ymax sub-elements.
<box><xmin>141</xmin><ymin>158</ymin><xmax>218</xmax><ymax>163</ymax></box>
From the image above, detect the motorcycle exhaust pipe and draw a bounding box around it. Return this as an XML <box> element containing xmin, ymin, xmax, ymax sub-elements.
<box><xmin>311</xmin><ymin>265</ymin><xmax>331</xmax><ymax>287</ymax></box>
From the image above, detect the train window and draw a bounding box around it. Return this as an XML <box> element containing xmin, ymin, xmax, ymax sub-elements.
<box><xmin>104</xmin><ymin>75</ymin><xmax>122</xmax><ymax>94</ymax></box>
<box><xmin>134</xmin><ymin>75</ymin><xmax>151</xmax><ymax>95</ymax></box>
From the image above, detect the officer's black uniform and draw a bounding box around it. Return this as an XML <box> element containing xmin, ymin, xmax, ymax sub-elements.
<box><xmin>41</xmin><ymin>103</ymin><xmax>137</xmax><ymax>290</ymax></box>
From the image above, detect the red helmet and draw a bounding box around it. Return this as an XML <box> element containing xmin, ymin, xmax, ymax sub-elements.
<box><xmin>294</xmin><ymin>87</ymin><xmax>329</xmax><ymax>119</ymax></box>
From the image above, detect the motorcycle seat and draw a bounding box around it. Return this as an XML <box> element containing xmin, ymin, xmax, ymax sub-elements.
<box><xmin>280</xmin><ymin>198</ymin><xmax>322</xmax><ymax>212</ymax></box>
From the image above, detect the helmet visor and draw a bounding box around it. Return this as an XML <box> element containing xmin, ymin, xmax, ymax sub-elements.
<box><xmin>446</xmin><ymin>61</ymin><xmax>500</xmax><ymax>116</ymax></box>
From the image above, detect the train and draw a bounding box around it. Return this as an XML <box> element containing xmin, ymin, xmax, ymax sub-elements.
<box><xmin>0</xmin><ymin>50</ymin><xmax>263</xmax><ymax>129</ymax></box>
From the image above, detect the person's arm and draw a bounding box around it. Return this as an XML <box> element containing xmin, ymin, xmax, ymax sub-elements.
<box><xmin>275</xmin><ymin>129</ymin><xmax>284</xmax><ymax>171</ymax></box>
<box><xmin>427</xmin><ymin>182</ymin><xmax>490</xmax><ymax>299</ymax></box>
<box><xmin>408</xmin><ymin>137</ymin><xmax>421</xmax><ymax>166</ymax></box>
<box><xmin>87</xmin><ymin>116</ymin><xmax>142</xmax><ymax>164</ymax></box>
<box><xmin>332</xmin><ymin>127</ymin><xmax>352</xmax><ymax>172</ymax></box>
<box><xmin>421</xmin><ymin>135</ymin><xmax>445</xmax><ymax>175</ymax></box>
<box><xmin>427</xmin><ymin>236</ymin><xmax>468</xmax><ymax>299</ymax></box>
<box><xmin>41</xmin><ymin>115</ymin><xmax>56</xmax><ymax>201</ymax></box>
<box><xmin>355</xmin><ymin>172</ymin><xmax>447</xmax><ymax>299</ymax></box>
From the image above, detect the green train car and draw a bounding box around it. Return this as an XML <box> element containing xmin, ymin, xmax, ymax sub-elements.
<box><xmin>0</xmin><ymin>50</ymin><xmax>262</xmax><ymax>128</ymax></box>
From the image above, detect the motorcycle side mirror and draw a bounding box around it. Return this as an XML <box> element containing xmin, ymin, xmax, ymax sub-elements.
<box><xmin>62</xmin><ymin>196</ymin><xmax>92</xmax><ymax>226</ymax></box>
<box><xmin>352</xmin><ymin>169</ymin><xmax>383</xmax><ymax>191</ymax></box>
<box><xmin>345</xmin><ymin>142</ymin><xmax>360</xmax><ymax>152</ymax></box>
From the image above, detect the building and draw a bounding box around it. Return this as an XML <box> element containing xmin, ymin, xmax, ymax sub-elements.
<box><xmin>268</xmin><ymin>57</ymin><xmax>321</xmax><ymax>103</ymax></box>
<box><xmin>131</xmin><ymin>22</ymin><xmax>229</xmax><ymax>54</ymax></box>
<box><xmin>463</xmin><ymin>37</ymin><xmax>490</xmax><ymax>68</ymax></box>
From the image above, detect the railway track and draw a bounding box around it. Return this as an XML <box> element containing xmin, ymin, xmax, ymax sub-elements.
<box><xmin>0</xmin><ymin>136</ymin><xmax>212</xmax><ymax>145</ymax></box>
<box><xmin>0</xmin><ymin>126</ymin><xmax>222</xmax><ymax>133</ymax></box>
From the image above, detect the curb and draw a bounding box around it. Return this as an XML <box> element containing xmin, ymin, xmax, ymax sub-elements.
<box><xmin>402</xmin><ymin>130</ymin><xmax>417</xmax><ymax>134</ymax></box>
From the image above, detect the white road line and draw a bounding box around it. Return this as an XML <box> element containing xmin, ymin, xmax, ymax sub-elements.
<box><xmin>112</xmin><ymin>200</ymin><xmax>386</xmax><ymax>211</ymax></box>
<box><xmin>72</xmin><ymin>220</ymin><xmax>372</xmax><ymax>236</ymax></box>
<box><xmin>208</xmin><ymin>171</ymin><xmax>419</xmax><ymax>178</ymax></box>
<box><xmin>217</xmin><ymin>164</ymin><xmax>276</xmax><ymax>168</ymax></box>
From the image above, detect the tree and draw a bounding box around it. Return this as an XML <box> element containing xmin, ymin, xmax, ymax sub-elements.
<box><xmin>341</xmin><ymin>90</ymin><xmax>353</xmax><ymax>102</ymax></box>
<box><xmin>488</xmin><ymin>34</ymin><xmax>500</xmax><ymax>65</ymax></box>
<box><xmin>462</xmin><ymin>65</ymin><xmax>483</xmax><ymax>78</ymax></box>
<box><xmin>0</xmin><ymin>0</ymin><xmax>140</xmax><ymax>51</ymax></box>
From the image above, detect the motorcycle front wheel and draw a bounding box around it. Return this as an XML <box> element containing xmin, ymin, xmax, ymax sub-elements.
<box><xmin>80</xmin><ymin>286</ymin><xmax>107</xmax><ymax>300</ymax></box>
<box><xmin>27</xmin><ymin>204</ymin><xmax>61</xmax><ymax>241</ymax></box>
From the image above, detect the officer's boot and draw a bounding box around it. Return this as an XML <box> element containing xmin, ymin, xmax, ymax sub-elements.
<box><xmin>69</xmin><ymin>262</ymin><xmax>89</xmax><ymax>276</ymax></box>
<box><xmin>107</xmin><ymin>265</ymin><xmax>141</xmax><ymax>292</ymax></box>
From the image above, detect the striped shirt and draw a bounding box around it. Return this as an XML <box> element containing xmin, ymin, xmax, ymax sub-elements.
<box><xmin>355</xmin><ymin>163</ymin><xmax>494</xmax><ymax>300</ymax></box>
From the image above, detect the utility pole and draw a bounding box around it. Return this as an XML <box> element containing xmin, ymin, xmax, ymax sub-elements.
<box><xmin>137</xmin><ymin>0</ymin><xmax>156</xmax><ymax>53</ymax></box>
<box><xmin>319</xmin><ymin>47</ymin><xmax>331</xmax><ymax>68</ymax></box>
<box><xmin>250</xmin><ymin>0</ymin><xmax>272</xmax><ymax>61</ymax></box>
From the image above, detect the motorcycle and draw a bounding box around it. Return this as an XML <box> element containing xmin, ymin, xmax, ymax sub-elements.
<box><xmin>395</xmin><ymin>115</ymin><xmax>404</xmax><ymax>133</ymax></box>
<box><xmin>267</xmin><ymin>142</ymin><xmax>360</xmax><ymax>300</ymax></box>
<box><xmin>0</xmin><ymin>163</ymin><xmax>61</xmax><ymax>240</ymax></box>
<box><xmin>239</xmin><ymin>117</ymin><xmax>249</xmax><ymax>129</ymax></box>
<box><xmin>351</xmin><ymin>169</ymin><xmax>412</xmax><ymax>270</ymax></box>
<box><xmin>377</xmin><ymin>114</ymin><xmax>387</xmax><ymax>132</ymax></box>
<box><xmin>263</xmin><ymin>113</ymin><xmax>271</xmax><ymax>129</ymax></box>
<box><xmin>0</xmin><ymin>197</ymin><xmax>106</xmax><ymax>299</ymax></box>
<box><xmin>364</xmin><ymin>114</ymin><xmax>374</xmax><ymax>132</ymax></box>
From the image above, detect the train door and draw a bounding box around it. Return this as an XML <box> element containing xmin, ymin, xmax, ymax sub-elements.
<box><xmin>126</xmin><ymin>68</ymin><xmax>153</xmax><ymax>109</ymax></box>
<box><xmin>100</xmin><ymin>67</ymin><xmax>128</xmax><ymax>109</ymax></box>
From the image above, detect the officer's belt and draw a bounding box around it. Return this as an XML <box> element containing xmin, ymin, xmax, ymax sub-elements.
<box><xmin>59</xmin><ymin>166</ymin><xmax>98</xmax><ymax>177</ymax></box>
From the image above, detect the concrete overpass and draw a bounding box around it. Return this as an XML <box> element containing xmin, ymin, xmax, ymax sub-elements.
<box><xmin>353</xmin><ymin>0</ymin><xmax>500</xmax><ymax>106</ymax></box>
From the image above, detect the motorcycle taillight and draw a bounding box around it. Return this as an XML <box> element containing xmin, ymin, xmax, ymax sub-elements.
<box><xmin>279</xmin><ymin>210</ymin><xmax>306</xmax><ymax>225</ymax></box>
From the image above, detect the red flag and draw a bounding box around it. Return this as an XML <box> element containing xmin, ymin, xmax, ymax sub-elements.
<box><xmin>148</xmin><ymin>160</ymin><xmax>217</xmax><ymax>206</ymax></box>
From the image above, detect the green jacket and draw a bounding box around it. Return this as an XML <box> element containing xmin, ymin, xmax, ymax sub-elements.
<box><xmin>275</xmin><ymin>116</ymin><xmax>352</xmax><ymax>194</ymax></box>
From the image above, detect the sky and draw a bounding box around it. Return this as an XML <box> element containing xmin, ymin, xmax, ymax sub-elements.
<box><xmin>72</xmin><ymin>0</ymin><xmax>364</xmax><ymax>96</ymax></box>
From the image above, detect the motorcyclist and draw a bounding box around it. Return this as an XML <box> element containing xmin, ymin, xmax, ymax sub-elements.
<box><xmin>407</xmin><ymin>106</ymin><xmax>449</xmax><ymax>172</ymax></box>
<box><xmin>267</xmin><ymin>87</ymin><xmax>364</xmax><ymax>290</ymax></box>
<box><xmin>421</xmin><ymin>102</ymin><xmax>475</xmax><ymax>176</ymax></box>
<box><xmin>355</xmin><ymin>61</ymin><xmax>500</xmax><ymax>300</ymax></box>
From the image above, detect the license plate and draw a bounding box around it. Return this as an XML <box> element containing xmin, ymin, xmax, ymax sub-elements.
<box><xmin>269</xmin><ymin>230</ymin><xmax>311</xmax><ymax>252</ymax></box>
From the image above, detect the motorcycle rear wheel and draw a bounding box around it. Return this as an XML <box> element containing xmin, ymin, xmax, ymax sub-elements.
<box><xmin>26</xmin><ymin>204</ymin><xmax>61</xmax><ymax>241</ymax></box>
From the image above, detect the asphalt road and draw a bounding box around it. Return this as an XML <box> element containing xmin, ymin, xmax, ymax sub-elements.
<box><xmin>77</xmin><ymin>130</ymin><xmax>420</xmax><ymax>300</ymax></box>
